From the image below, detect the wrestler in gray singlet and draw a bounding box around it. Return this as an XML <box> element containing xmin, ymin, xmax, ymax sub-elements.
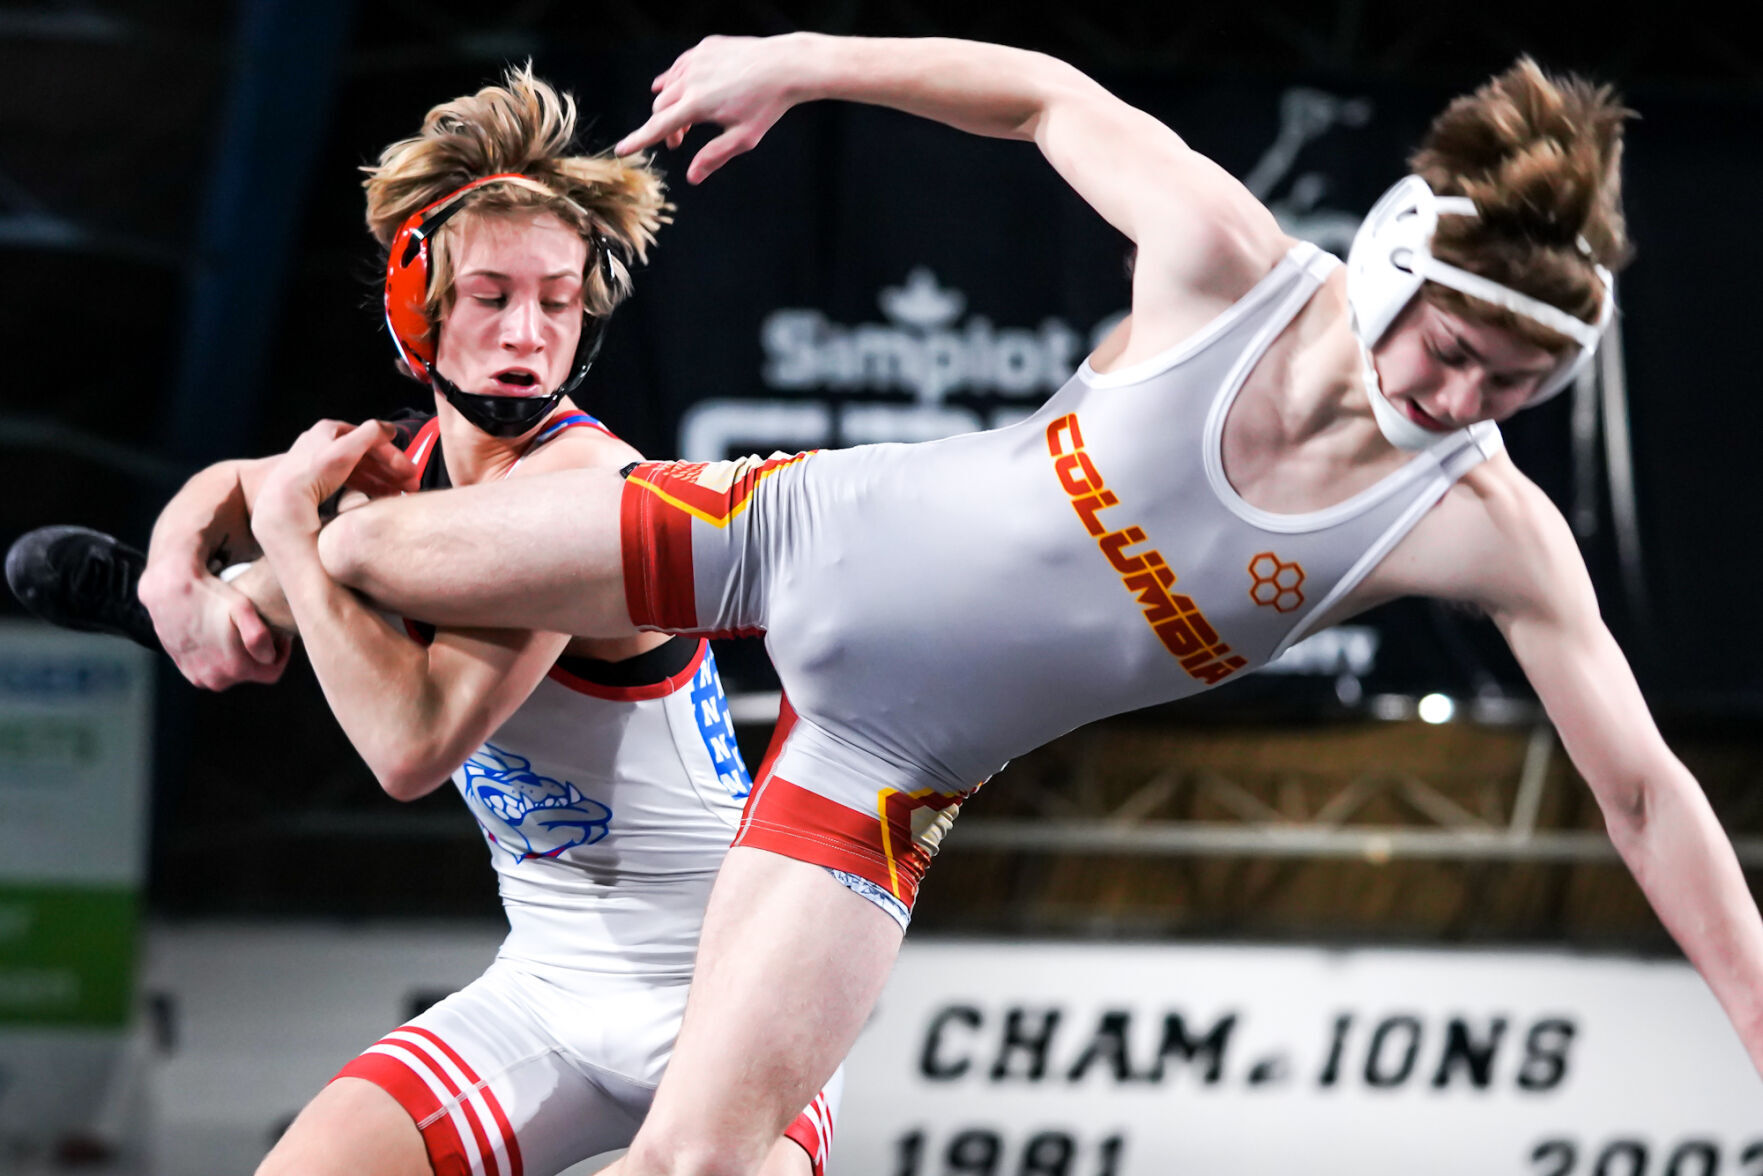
<box><xmin>624</xmin><ymin>241</ymin><xmax>1502</xmax><ymax>907</ymax></box>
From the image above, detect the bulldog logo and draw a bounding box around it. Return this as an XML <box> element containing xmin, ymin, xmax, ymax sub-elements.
<box><xmin>460</xmin><ymin>743</ymin><xmax>613</xmax><ymax>862</ymax></box>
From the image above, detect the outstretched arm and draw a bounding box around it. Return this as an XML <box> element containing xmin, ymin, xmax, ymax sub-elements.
<box><xmin>1471</xmin><ymin>476</ymin><xmax>1763</xmax><ymax>1074</ymax></box>
<box><xmin>618</xmin><ymin>34</ymin><xmax>1285</xmax><ymax>303</ymax></box>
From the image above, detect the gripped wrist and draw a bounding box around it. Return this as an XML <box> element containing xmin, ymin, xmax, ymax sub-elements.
<box><xmin>251</xmin><ymin>514</ymin><xmax>321</xmax><ymax>560</ymax></box>
<box><xmin>136</xmin><ymin>557</ymin><xmax>201</xmax><ymax>607</ymax></box>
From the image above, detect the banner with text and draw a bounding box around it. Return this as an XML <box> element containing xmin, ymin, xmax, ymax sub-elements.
<box><xmin>831</xmin><ymin>941</ymin><xmax>1762</xmax><ymax>1176</ymax></box>
<box><xmin>0</xmin><ymin>622</ymin><xmax>153</xmax><ymax>1138</ymax></box>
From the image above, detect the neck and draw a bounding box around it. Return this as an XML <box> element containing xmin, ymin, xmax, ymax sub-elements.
<box><xmin>1264</xmin><ymin>274</ymin><xmax>1391</xmax><ymax>460</ymax></box>
<box><xmin>1215</xmin><ymin>265</ymin><xmax>1412</xmax><ymax>513</ymax></box>
<box><xmin>433</xmin><ymin>394</ymin><xmax>570</xmax><ymax>485</ymax></box>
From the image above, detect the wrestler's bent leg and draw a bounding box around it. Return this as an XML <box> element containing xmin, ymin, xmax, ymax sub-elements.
<box><xmin>256</xmin><ymin>1078</ymin><xmax>429</xmax><ymax>1176</ymax></box>
<box><xmin>614</xmin><ymin>847</ymin><xmax>904</xmax><ymax>1176</ymax></box>
<box><xmin>759</xmin><ymin>1135</ymin><xmax>815</xmax><ymax>1175</ymax></box>
<box><xmin>318</xmin><ymin>466</ymin><xmax>634</xmax><ymax>637</ymax></box>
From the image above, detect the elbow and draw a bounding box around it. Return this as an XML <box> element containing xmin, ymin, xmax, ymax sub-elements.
<box><xmin>1025</xmin><ymin>60</ymin><xmax>1102</xmax><ymax>135</ymax></box>
<box><xmin>368</xmin><ymin>747</ymin><xmax>453</xmax><ymax>802</ymax></box>
<box><xmin>375</xmin><ymin>766</ymin><xmax>448</xmax><ymax>803</ymax></box>
<box><xmin>1597</xmin><ymin>775</ymin><xmax>1653</xmax><ymax>852</ymax></box>
<box><xmin>1594</xmin><ymin>748</ymin><xmax>1691</xmax><ymax>852</ymax></box>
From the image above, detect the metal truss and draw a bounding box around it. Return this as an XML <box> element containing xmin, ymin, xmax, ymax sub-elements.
<box><xmin>955</xmin><ymin>723</ymin><xmax>1763</xmax><ymax>868</ymax></box>
<box><xmin>728</xmin><ymin>695</ymin><xmax>1763</xmax><ymax>868</ymax></box>
<box><xmin>266</xmin><ymin>695</ymin><xmax>1763</xmax><ymax>876</ymax></box>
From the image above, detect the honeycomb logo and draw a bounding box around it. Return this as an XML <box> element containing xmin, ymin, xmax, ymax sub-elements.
<box><xmin>1248</xmin><ymin>552</ymin><xmax>1306</xmax><ymax>613</ymax></box>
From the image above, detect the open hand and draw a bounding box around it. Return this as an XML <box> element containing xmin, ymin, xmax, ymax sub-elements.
<box><xmin>615</xmin><ymin>35</ymin><xmax>805</xmax><ymax>184</ymax></box>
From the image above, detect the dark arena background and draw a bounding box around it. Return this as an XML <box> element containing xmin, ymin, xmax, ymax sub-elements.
<box><xmin>3</xmin><ymin>1</ymin><xmax>1762</xmax><ymax>1172</ymax></box>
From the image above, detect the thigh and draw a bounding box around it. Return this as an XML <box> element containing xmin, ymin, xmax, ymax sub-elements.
<box><xmin>624</xmin><ymin>847</ymin><xmax>903</xmax><ymax>1176</ymax></box>
<box><xmin>758</xmin><ymin>1135</ymin><xmax>816</xmax><ymax>1176</ymax></box>
<box><xmin>619</xmin><ymin>453</ymin><xmax>812</xmax><ymax>635</ymax></box>
<box><xmin>737</xmin><ymin>698</ymin><xmax>979</xmax><ymax>919</ymax></box>
<box><xmin>534</xmin><ymin>967</ymin><xmax>847</xmax><ymax>1176</ymax></box>
<box><xmin>256</xmin><ymin>1077</ymin><xmax>428</xmax><ymax>1176</ymax></box>
<box><xmin>329</xmin><ymin>963</ymin><xmax>658</xmax><ymax>1176</ymax></box>
<box><xmin>326</xmin><ymin>467</ymin><xmax>634</xmax><ymax>636</ymax></box>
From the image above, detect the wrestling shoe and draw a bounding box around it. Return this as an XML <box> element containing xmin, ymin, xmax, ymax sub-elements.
<box><xmin>5</xmin><ymin>525</ymin><xmax>161</xmax><ymax>651</ymax></box>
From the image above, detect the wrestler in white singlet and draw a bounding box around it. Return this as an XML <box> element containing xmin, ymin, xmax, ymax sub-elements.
<box><xmin>335</xmin><ymin>412</ymin><xmax>841</xmax><ymax>1176</ymax></box>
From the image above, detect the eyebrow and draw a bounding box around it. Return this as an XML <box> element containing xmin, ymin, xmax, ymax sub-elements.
<box><xmin>458</xmin><ymin>269</ymin><xmax>582</xmax><ymax>282</ymax></box>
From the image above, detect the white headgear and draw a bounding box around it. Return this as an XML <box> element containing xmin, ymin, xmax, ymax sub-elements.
<box><xmin>1346</xmin><ymin>175</ymin><xmax>1616</xmax><ymax>411</ymax></box>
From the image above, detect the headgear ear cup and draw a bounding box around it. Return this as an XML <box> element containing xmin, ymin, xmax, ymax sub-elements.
<box><xmin>383</xmin><ymin>173</ymin><xmax>532</xmax><ymax>382</ymax></box>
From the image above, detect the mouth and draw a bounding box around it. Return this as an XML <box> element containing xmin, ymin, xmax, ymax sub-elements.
<box><xmin>489</xmin><ymin>368</ymin><xmax>544</xmax><ymax>397</ymax></box>
<box><xmin>1402</xmin><ymin>399</ymin><xmax>1453</xmax><ymax>432</ymax></box>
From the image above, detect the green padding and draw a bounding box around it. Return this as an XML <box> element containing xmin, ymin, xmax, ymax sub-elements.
<box><xmin>0</xmin><ymin>885</ymin><xmax>136</xmax><ymax>1028</ymax></box>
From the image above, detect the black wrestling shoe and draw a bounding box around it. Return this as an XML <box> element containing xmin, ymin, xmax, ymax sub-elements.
<box><xmin>5</xmin><ymin>526</ymin><xmax>161</xmax><ymax>651</ymax></box>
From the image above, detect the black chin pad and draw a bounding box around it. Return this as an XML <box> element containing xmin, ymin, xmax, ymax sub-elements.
<box><xmin>434</xmin><ymin>372</ymin><xmax>564</xmax><ymax>438</ymax></box>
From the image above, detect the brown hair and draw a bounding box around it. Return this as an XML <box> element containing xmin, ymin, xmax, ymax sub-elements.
<box><xmin>1411</xmin><ymin>57</ymin><xmax>1633</xmax><ymax>351</ymax></box>
<box><xmin>363</xmin><ymin>64</ymin><xmax>669</xmax><ymax>325</ymax></box>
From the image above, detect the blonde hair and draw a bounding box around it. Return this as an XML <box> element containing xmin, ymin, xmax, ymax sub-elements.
<box><xmin>1411</xmin><ymin>57</ymin><xmax>1633</xmax><ymax>351</ymax></box>
<box><xmin>363</xmin><ymin>64</ymin><xmax>669</xmax><ymax>326</ymax></box>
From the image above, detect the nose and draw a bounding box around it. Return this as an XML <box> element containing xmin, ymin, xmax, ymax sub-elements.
<box><xmin>499</xmin><ymin>296</ymin><xmax>544</xmax><ymax>354</ymax></box>
<box><xmin>1433</xmin><ymin>368</ymin><xmax>1485</xmax><ymax>425</ymax></box>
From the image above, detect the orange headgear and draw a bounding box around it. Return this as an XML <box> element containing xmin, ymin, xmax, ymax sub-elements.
<box><xmin>383</xmin><ymin>173</ymin><xmax>620</xmax><ymax>436</ymax></box>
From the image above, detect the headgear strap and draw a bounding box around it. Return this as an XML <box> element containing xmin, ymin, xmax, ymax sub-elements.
<box><xmin>1346</xmin><ymin>175</ymin><xmax>1615</xmax><ymax>412</ymax></box>
<box><xmin>382</xmin><ymin>173</ymin><xmax>623</xmax><ymax>437</ymax></box>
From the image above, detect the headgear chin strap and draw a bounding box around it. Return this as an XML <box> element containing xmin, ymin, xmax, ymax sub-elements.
<box><xmin>383</xmin><ymin>173</ymin><xmax>622</xmax><ymax>438</ymax></box>
<box><xmin>1346</xmin><ymin>175</ymin><xmax>1616</xmax><ymax>448</ymax></box>
<box><xmin>1357</xmin><ymin>342</ymin><xmax>1447</xmax><ymax>452</ymax></box>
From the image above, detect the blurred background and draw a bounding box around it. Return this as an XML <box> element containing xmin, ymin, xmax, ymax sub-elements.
<box><xmin>3</xmin><ymin>0</ymin><xmax>1762</xmax><ymax>1172</ymax></box>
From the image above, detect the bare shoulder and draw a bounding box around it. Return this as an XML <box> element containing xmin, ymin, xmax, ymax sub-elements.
<box><xmin>1121</xmin><ymin>205</ymin><xmax>1298</xmax><ymax>363</ymax></box>
<box><xmin>1109</xmin><ymin>98</ymin><xmax>1292</xmax><ymax>303</ymax></box>
<box><xmin>509</xmin><ymin>419</ymin><xmax>643</xmax><ymax>479</ymax></box>
<box><xmin>1046</xmin><ymin>75</ymin><xmax>1288</xmax><ymax>292</ymax></box>
<box><xmin>1038</xmin><ymin>73</ymin><xmax>1293</xmax><ymax>355</ymax></box>
<box><xmin>1141</xmin><ymin>186</ymin><xmax>1292</xmax><ymax>312</ymax></box>
<box><xmin>1366</xmin><ymin>451</ymin><xmax>1585</xmax><ymax>617</ymax></box>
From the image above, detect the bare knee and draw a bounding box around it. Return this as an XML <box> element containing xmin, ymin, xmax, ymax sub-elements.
<box><xmin>616</xmin><ymin>1135</ymin><xmax>811</xmax><ymax>1176</ymax></box>
<box><xmin>622</xmin><ymin>1129</ymin><xmax>789</xmax><ymax>1176</ymax></box>
<box><xmin>756</xmin><ymin>1135</ymin><xmax>816</xmax><ymax>1176</ymax></box>
<box><xmin>255</xmin><ymin>1078</ymin><xmax>428</xmax><ymax>1176</ymax></box>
